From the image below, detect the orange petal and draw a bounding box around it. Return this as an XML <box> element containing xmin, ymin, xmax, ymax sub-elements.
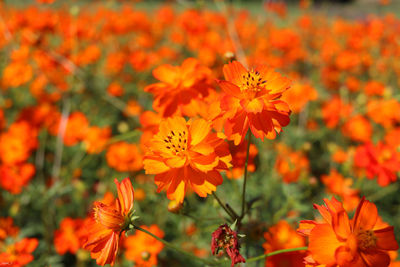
<box><xmin>223</xmin><ymin>61</ymin><xmax>248</xmax><ymax>85</ymax></box>
<box><xmin>309</xmin><ymin>223</ymin><xmax>343</xmax><ymax>266</ymax></box>
<box><xmin>217</xmin><ymin>80</ymin><xmax>242</xmax><ymax>98</ymax></box>
<box><xmin>189</xmin><ymin>118</ymin><xmax>211</xmax><ymax>146</ymax></box>
<box><xmin>360</xmin><ymin>250</ymin><xmax>390</xmax><ymax>267</ymax></box>
<box><xmin>374</xmin><ymin>226</ymin><xmax>399</xmax><ymax>251</ymax></box>
<box><xmin>115</xmin><ymin>178</ymin><xmax>134</xmax><ymax>216</ymax></box>
<box><xmin>240</xmin><ymin>98</ymin><xmax>264</xmax><ymax>113</ymax></box>
<box><xmin>353</xmin><ymin>197</ymin><xmax>378</xmax><ymax>231</ymax></box>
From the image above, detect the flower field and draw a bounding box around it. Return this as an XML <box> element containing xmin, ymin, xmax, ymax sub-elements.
<box><xmin>1</xmin><ymin>0</ymin><xmax>400</xmax><ymax>266</ymax></box>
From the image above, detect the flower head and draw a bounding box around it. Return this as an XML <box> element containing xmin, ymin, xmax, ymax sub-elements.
<box><xmin>83</xmin><ymin>178</ymin><xmax>135</xmax><ymax>266</ymax></box>
<box><xmin>143</xmin><ymin>116</ymin><xmax>231</xmax><ymax>203</ymax></box>
<box><xmin>217</xmin><ymin>61</ymin><xmax>291</xmax><ymax>145</ymax></box>
<box><xmin>211</xmin><ymin>224</ymin><xmax>245</xmax><ymax>267</ymax></box>
<box><xmin>298</xmin><ymin>197</ymin><xmax>399</xmax><ymax>267</ymax></box>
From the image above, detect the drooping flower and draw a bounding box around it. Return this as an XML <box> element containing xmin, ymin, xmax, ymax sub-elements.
<box><xmin>143</xmin><ymin>116</ymin><xmax>231</xmax><ymax>203</ymax></box>
<box><xmin>217</xmin><ymin>61</ymin><xmax>291</xmax><ymax>145</ymax></box>
<box><xmin>354</xmin><ymin>142</ymin><xmax>400</xmax><ymax>186</ymax></box>
<box><xmin>124</xmin><ymin>225</ymin><xmax>164</xmax><ymax>267</ymax></box>
<box><xmin>298</xmin><ymin>197</ymin><xmax>399</xmax><ymax>267</ymax></box>
<box><xmin>211</xmin><ymin>224</ymin><xmax>245</xmax><ymax>267</ymax></box>
<box><xmin>83</xmin><ymin>178</ymin><xmax>135</xmax><ymax>266</ymax></box>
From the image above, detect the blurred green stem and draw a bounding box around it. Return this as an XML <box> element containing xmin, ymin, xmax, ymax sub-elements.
<box><xmin>246</xmin><ymin>247</ymin><xmax>308</xmax><ymax>263</ymax></box>
<box><xmin>107</xmin><ymin>130</ymin><xmax>140</xmax><ymax>144</ymax></box>
<box><xmin>240</xmin><ymin>131</ymin><xmax>252</xmax><ymax>219</ymax></box>
<box><xmin>133</xmin><ymin>225</ymin><xmax>216</xmax><ymax>265</ymax></box>
<box><xmin>212</xmin><ymin>192</ymin><xmax>236</xmax><ymax>222</ymax></box>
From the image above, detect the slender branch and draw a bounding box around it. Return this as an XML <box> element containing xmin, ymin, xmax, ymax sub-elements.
<box><xmin>240</xmin><ymin>131</ymin><xmax>252</xmax><ymax>218</ymax></box>
<box><xmin>212</xmin><ymin>192</ymin><xmax>236</xmax><ymax>221</ymax></box>
<box><xmin>133</xmin><ymin>225</ymin><xmax>216</xmax><ymax>265</ymax></box>
<box><xmin>246</xmin><ymin>247</ymin><xmax>308</xmax><ymax>263</ymax></box>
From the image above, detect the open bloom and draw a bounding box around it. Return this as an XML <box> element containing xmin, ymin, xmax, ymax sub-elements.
<box><xmin>298</xmin><ymin>197</ymin><xmax>399</xmax><ymax>267</ymax></box>
<box><xmin>143</xmin><ymin>116</ymin><xmax>231</xmax><ymax>203</ymax></box>
<box><xmin>144</xmin><ymin>58</ymin><xmax>212</xmax><ymax>117</ymax></box>
<box><xmin>217</xmin><ymin>61</ymin><xmax>291</xmax><ymax>145</ymax></box>
<box><xmin>354</xmin><ymin>142</ymin><xmax>400</xmax><ymax>186</ymax></box>
<box><xmin>83</xmin><ymin>178</ymin><xmax>135</xmax><ymax>266</ymax></box>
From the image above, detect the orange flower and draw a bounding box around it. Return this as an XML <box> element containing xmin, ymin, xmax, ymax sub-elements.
<box><xmin>274</xmin><ymin>143</ymin><xmax>309</xmax><ymax>183</ymax></box>
<box><xmin>106</xmin><ymin>142</ymin><xmax>143</xmax><ymax>172</ymax></box>
<box><xmin>341</xmin><ymin>115</ymin><xmax>372</xmax><ymax>143</ymax></box>
<box><xmin>0</xmin><ymin>238</ymin><xmax>38</xmax><ymax>267</ymax></box>
<box><xmin>54</xmin><ymin>217</ymin><xmax>84</xmax><ymax>255</ymax></box>
<box><xmin>0</xmin><ymin>163</ymin><xmax>35</xmax><ymax>194</ymax></box>
<box><xmin>83</xmin><ymin>126</ymin><xmax>111</xmax><ymax>154</ymax></box>
<box><xmin>298</xmin><ymin>197</ymin><xmax>399</xmax><ymax>267</ymax></box>
<box><xmin>322</xmin><ymin>96</ymin><xmax>353</xmax><ymax>129</ymax></box>
<box><xmin>354</xmin><ymin>142</ymin><xmax>400</xmax><ymax>186</ymax></box>
<box><xmin>263</xmin><ymin>220</ymin><xmax>306</xmax><ymax>267</ymax></box>
<box><xmin>83</xmin><ymin>178</ymin><xmax>135</xmax><ymax>266</ymax></box>
<box><xmin>107</xmin><ymin>82</ymin><xmax>124</xmax><ymax>97</ymax></box>
<box><xmin>281</xmin><ymin>82</ymin><xmax>317</xmax><ymax>113</ymax></box>
<box><xmin>364</xmin><ymin>80</ymin><xmax>385</xmax><ymax>96</ymax></box>
<box><xmin>48</xmin><ymin>112</ymin><xmax>89</xmax><ymax>146</ymax></box>
<box><xmin>124</xmin><ymin>225</ymin><xmax>164</xmax><ymax>267</ymax></box>
<box><xmin>367</xmin><ymin>99</ymin><xmax>400</xmax><ymax>128</ymax></box>
<box><xmin>143</xmin><ymin>116</ymin><xmax>231</xmax><ymax>203</ymax></box>
<box><xmin>321</xmin><ymin>170</ymin><xmax>360</xmax><ymax>211</ymax></box>
<box><xmin>144</xmin><ymin>58</ymin><xmax>212</xmax><ymax>117</ymax></box>
<box><xmin>217</xmin><ymin>61</ymin><xmax>291</xmax><ymax>145</ymax></box>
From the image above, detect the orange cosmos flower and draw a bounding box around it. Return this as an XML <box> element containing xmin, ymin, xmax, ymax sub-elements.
<box><xmin>144</xmin><ymin>58</ymin><xmax>212</xmax><ymax>117</ymax></box>
<box><xmin>298</xmin><ymin>197</ymin><xmax>399</xmax><ymax>267</ymax></box>
<box><xmin>143</xmin><ymin>116</ymin><xmax>231</xmax><ymax>203</ymax></box>
<box><xmin>274</xmin><ymin>143</ymin><xmax>309</xmax><ymax>183</ymax></box>
<box><xmin>341</xmin><ymin>115</ymin><xmax>372</xmax><ymax>143</ymax></box>
<box><xmin>354</xmin><ymin>142</ymin><xmax>400</xmax><ymax>186</ymax></box>
<box><xmin>263</xmin><ymin>220</ymin><xmax>306</xmax><ymax>267</ymax></box>
<box><xmin>321</xmin><ymin>170</ymin><xmax>360</xmax><ymax>211</ymax></box>
<box><xmin>54</xmin><ymin>217</ymin><xmax>84</xmax><ymax>255</ymax></box>
<box><xmin>124</xmin><ymin>224</ymin><xmax>164</xmax><ymax>267</ymax></box>
<box><xmin>0</xmin><ymin>238</ymin><xmax>38</xmax><ymax>267</ymax></box>
<box><xmin>83</xmin><ymin>178</ymin><xmax>135</xmax><ymax>266</ymax></box>
<box><xmin>217</xmin><ymin>61</ymin><xmax>291</xmax><ymax>145</ymax></box>
<box><xmin>83</xmin><ymin>126</ymin><xmax>112</xmax><ymax>154</ymax></box>
<box><xmin>106</xmin><ymin>142</ymin><xmax>143</xmax><ymax>172</ymax></box>
<box><xmin>281</xmin><ymin>82</ymin><xmax>317</xmax><ymax>113</ymax></box>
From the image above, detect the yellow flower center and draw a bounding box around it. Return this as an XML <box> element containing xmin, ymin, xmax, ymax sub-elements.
<box><xmin>240</xmin><ymin>70</ymin><xmax>266</xmax><ymax>92</ymax></box>
<box><xmin>357</xmin><ymin>230</ymin><xmax>377</xmax><ymax>251</ymax></box>
<box><xmin>164</xmin><ymin>130</ymin><xmax>188</xmax><ymax>156</ymax></box>
<box><xmin>378</xmin><ymin>149</ymin><xmax>392</xmax><ymax>163</ymax></box>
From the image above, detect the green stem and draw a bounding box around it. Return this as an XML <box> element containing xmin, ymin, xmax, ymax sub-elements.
<box><xmin>246</xmin><ymin>247</ymin><xmax>308</xmax><ymax>263</ymax></box>
<box><xmin>212</xmin><ymin>192</ymin><xmax>236</xmax><ymax>222</ymax></box>
<box><xmin>133</xmin><ymin>225</ymin><xmax>216</xmax><ymax>265</ymax></box>
<box><xmin>107</xmin><ymin>130</ymin><xmax>140</xmax><ymax>145</ymax></box>
<box><xmin>240</xmin><ymin>131</ymin><xmax>252</xmax><ymax>218</ymax></box>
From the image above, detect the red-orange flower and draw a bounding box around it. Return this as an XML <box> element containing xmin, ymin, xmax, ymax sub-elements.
<box><xmin>54</xmin><ymin>217</ymin><xmax>84</xmax><ymax>255</ymax></box>
<box><xmin>217</xmin><ymin>61</ymin><xmax>291</xmax><ymax>145</ymax></box>
<box><xmin>143</xmin><ymin>116</ymin><xmax>231</xmax><ymax>203</ymax></box>
<box><xmin>263</xmin><ymin>220</ymin><xmax>306</xmax><ymax>267</ymax></box>
<box><xmin>144</xmin><ymin>58</ymin><xmax>212</xmax><ymax>117</ymax></box>
<box><xmin>354</xmin><ymin>142</ymin><xmax>400</xmax><ymax>186</ymax></box>
<box><xmin>124</xmin><ymin>225</ymin><xmax>164</xmax><ymax>267</ymax></box>
<box><xmin>298</xmin><ymin>197</ymin><xmax>399</xmax><ymax>267</ymax></box>
<box><xmin>83</xmin><ymin>178</ymin><xmax>135</xmax><ymax>266</ymax></box>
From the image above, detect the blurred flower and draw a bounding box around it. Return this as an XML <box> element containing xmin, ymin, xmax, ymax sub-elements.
<box><xmin>145</xmin><ymin>58</ymin><xmax>212</xmax><ymax>117</ymax></box>
<box><xmin>281</xmin><ymin>82</ymin><xmax>317</xmax><ymax>113</ymax></box>
<box><xmin>83</xmin><ymin>178</ymin><xmax>135</xmax><ymax>266</ymax></box>
<box><xmin>211</xmin><ymin>224</ymin><xmax>245</xmax><ymax>267</ymax></box>
<box><xmin>225</xmin><ymin>140</ymin><xmax>258</xmax><ymax>179</ymax></box>
<box><xmin>106</xmin><ymin>142</ymin><xmax>143</xmax><ymax>172</ymax></box>
<box><xmin>83</xmin><ymin>126</ymin><xmax>111</xmax><ymax>154</ymax></box>
<box><xmin>298</xmin><ymin>197</ymin><xmax>399</xmax><ymax>267</ymax></box>
<box><xmin>274</xmin><ymin>143</ymin><xmax>309</xmax><ymax>183</ymax></box>
<box><xmin>124</xmin><ymin>225</ymin><xmax>164</xmax><ymax>267</ymax></box>
<box><xmin>341</xmin><ymin>115</ymin><xmax>372</xmax><ymax>143</ymax></box>
<box><xmin>321</xmin><ymin>170</ymin><xmax>360</xmax><ymax>211</ymax></box>
<box><xmin>0</xmin><ymin>238</ymin><xmax>38</xmax><ymax>267</ymax></box>
<box><xmin>263</xmin><ymin>220</ymin><xmax>306</xmax><ymax>267</ymax></box>
<box><xmin>107</xmin><ymin>82</ymin><xmax>124</xmax><ymax>97</ymax></box>
<box><xmin>322</xmin><ymin>96</ymin><xmax>353</xmax><ymax>129</ymax></box>
<box><xmin>217</xmin><ymin>61</ymin><xmax>291</xmax><ymax>145</ymax></box>
<box><xmin>54</xmin><ymin>217</ymin><xmax>84</xmax><ymax>255</ymax></box>
<box><xmin>143</xmin><ymin>117</ymin><xmax>231</xmax><ymax>203</ymax></box>
<box><xmin>354</xmin><ymin>142</ymin><xmax>400</xmax><ymax>186</ymax></box>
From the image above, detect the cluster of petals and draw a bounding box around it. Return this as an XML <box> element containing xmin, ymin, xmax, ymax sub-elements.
<box><xmin>82</xmin><ymin>178</ymin><xmax>134</xmax><ymax>266</ymax></box>
<box><xmin>143</xmin><ymin>116</ymin><xmax>231</xmax><ymax>203</ymax></box>
<box><xmin>298</xmin><ymin>197</ymin><xmax>399</xmax><ymax>267</ymax></box>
